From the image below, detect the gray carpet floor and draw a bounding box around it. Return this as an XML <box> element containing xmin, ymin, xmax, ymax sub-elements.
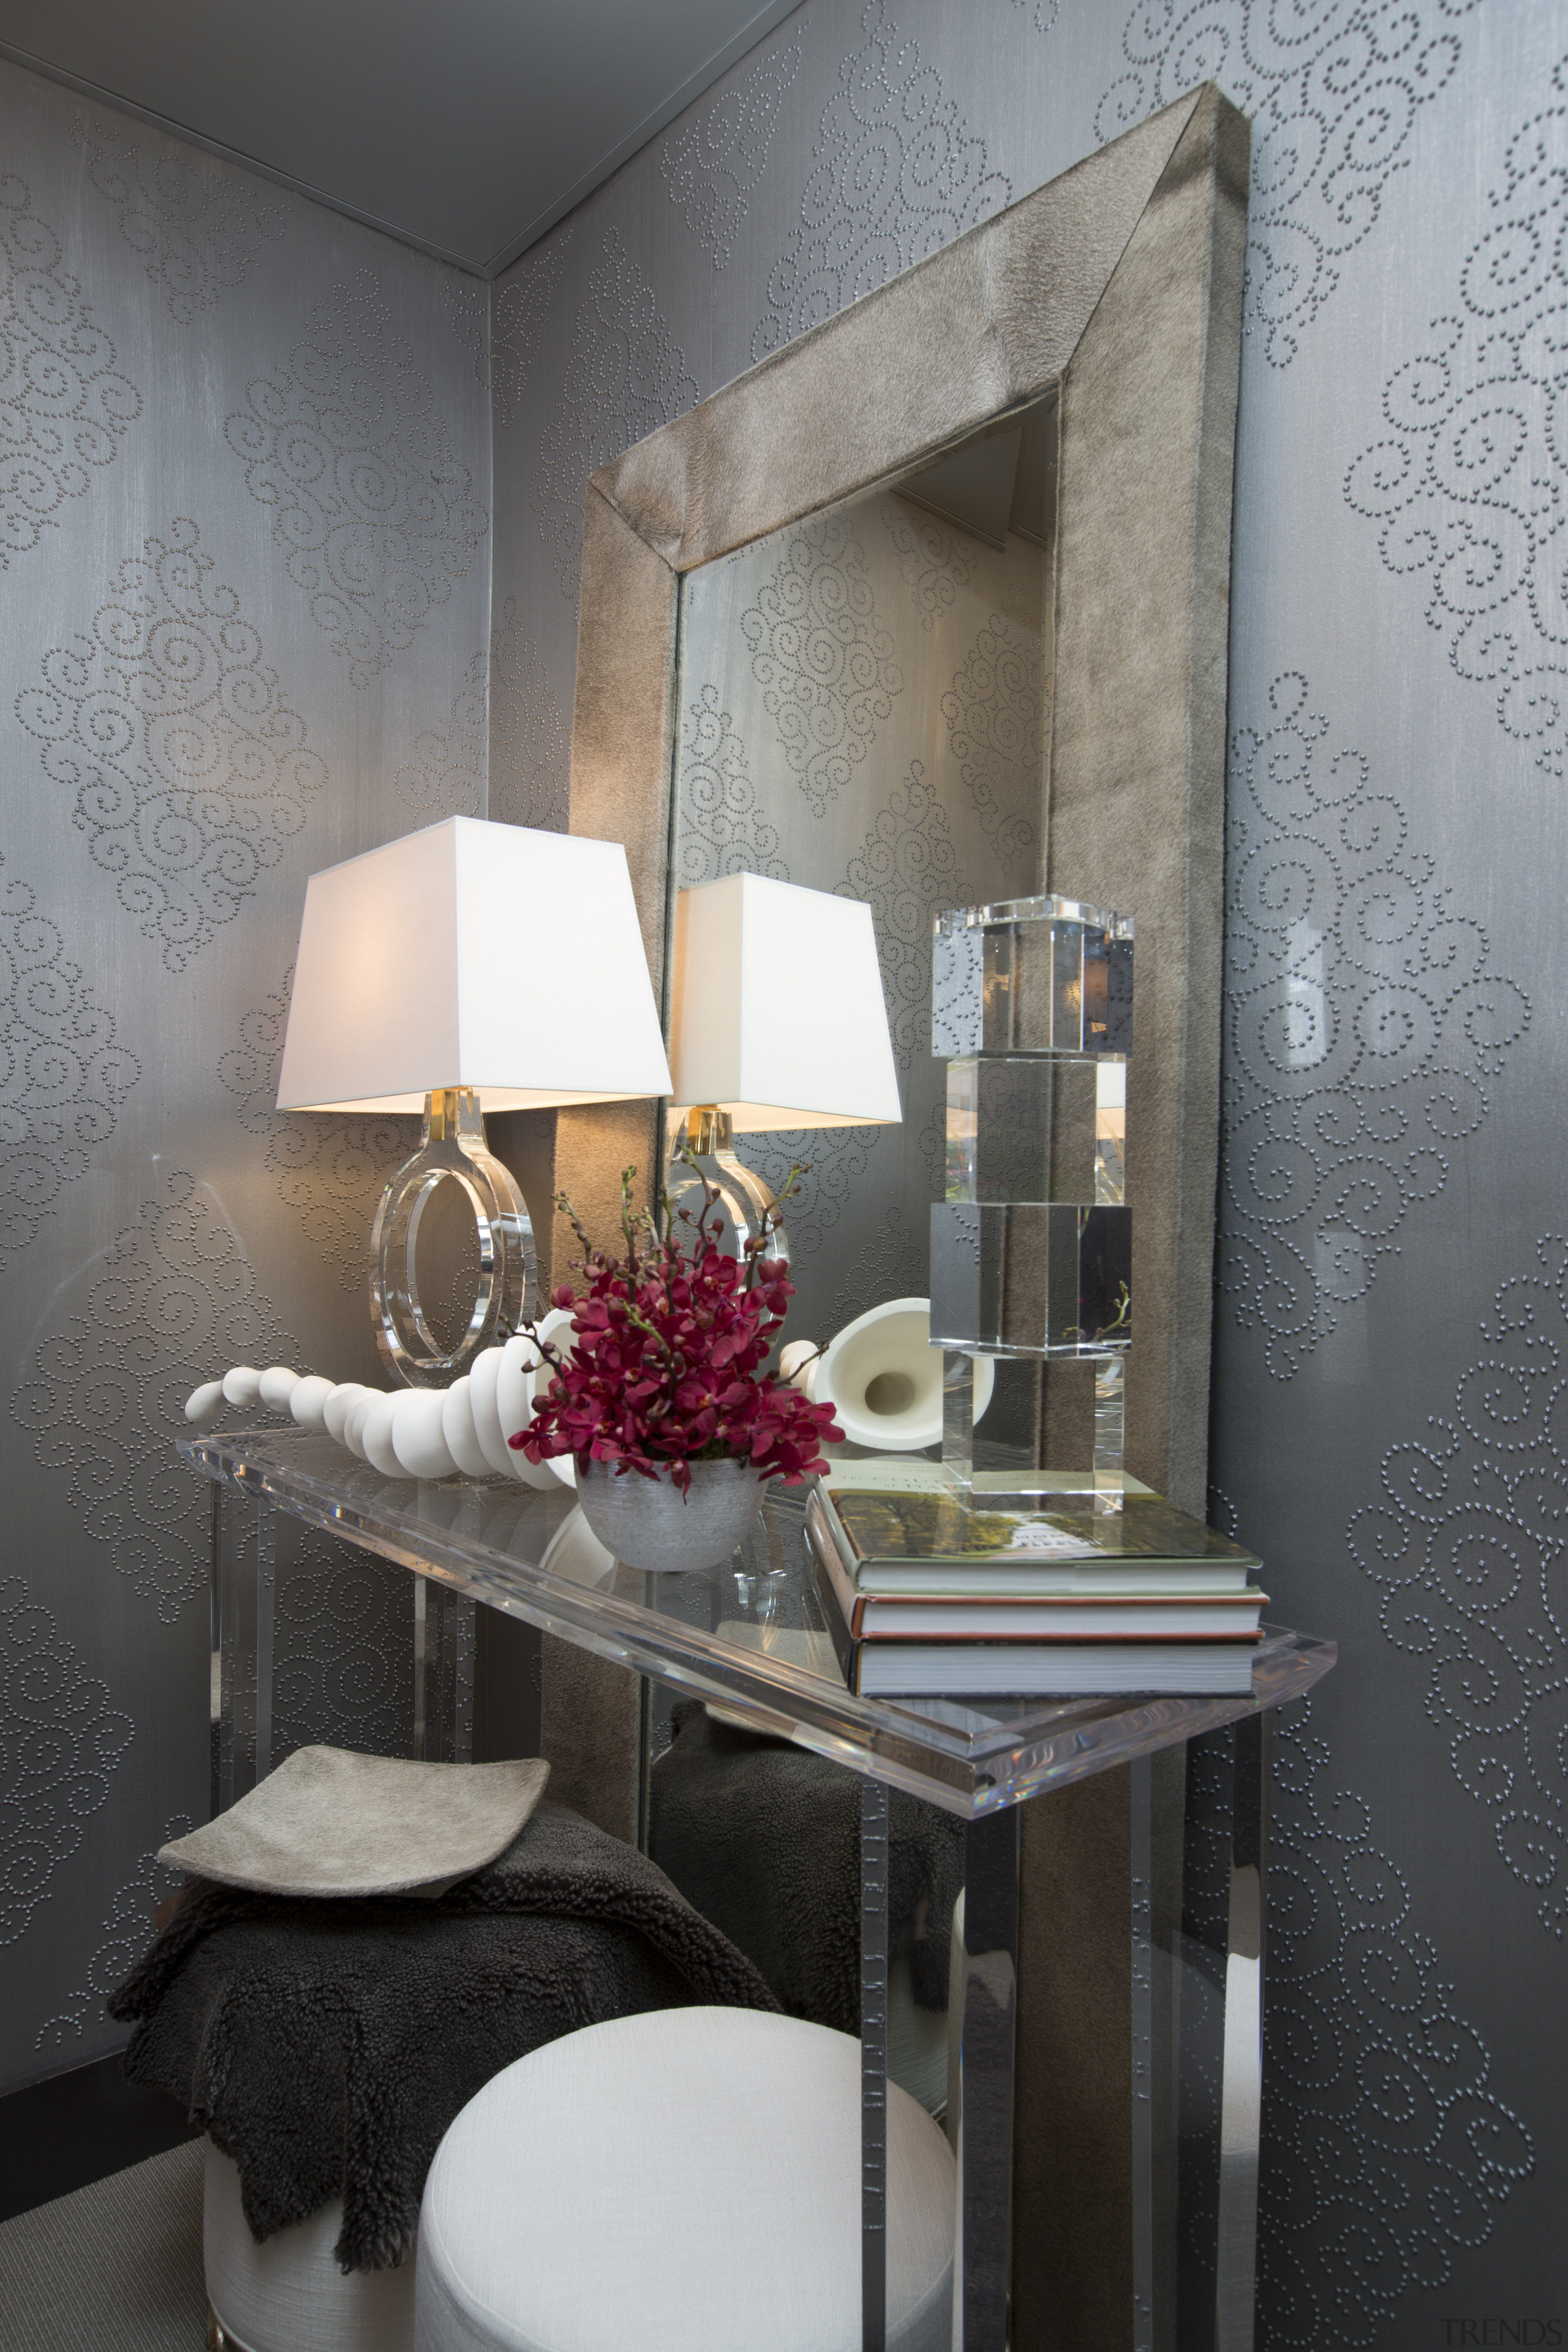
<box><xmin>0</xmin><ymin>2140</ymin><xmax>205</xmax><ymax>2350</ymax></box>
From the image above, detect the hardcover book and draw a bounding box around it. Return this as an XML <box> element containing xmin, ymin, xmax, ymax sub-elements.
<box><xmin>803</xmin><ymin>1517</ymin><xmax>1259</xmax><ymax>1697</ymax></box>
<box><xmin>815</xmin><ymin>1482</ymin><xmax>1261</xmax><ymax>1590</ymax></box>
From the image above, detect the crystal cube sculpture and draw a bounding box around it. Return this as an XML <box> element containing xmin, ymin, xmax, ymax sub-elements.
<box><xmin>930</xmin><ymin>1202</ymin><xmax>1131</xmax><ymax>1355</ymax></box>
<box><xmin>944</xmin><ymin>1057</ymin><xmax>1126</xmax><ymax>1204</ymax></box>
<box><xmin>932</xmin><ymin>894</ymin><xmax>1133</xmax><ymax>1512</ymax></box>
<box><xmin>932</xmin><ymin>895</ymin><xmax>1133</xmax><ymax>1060</ymax></box>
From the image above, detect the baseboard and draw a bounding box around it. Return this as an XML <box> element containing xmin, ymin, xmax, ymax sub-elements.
<box><xmin>0</xmin><ymin>2049</ymin><xmax>200</xmax><ymax>2223</ymax></box>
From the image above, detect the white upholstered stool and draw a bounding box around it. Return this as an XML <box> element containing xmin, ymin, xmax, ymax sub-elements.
<box><xmin>205</xmin><ymin>2141</ymin><xmax>416</xmax><ymax>2352</ymax></box>
<box><xmin>415</xmin><ymin>2008</ymin><xmax>956</xmax><ymax>2352</ymax></box>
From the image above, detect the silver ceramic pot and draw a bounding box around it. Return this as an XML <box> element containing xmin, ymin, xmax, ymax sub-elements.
<box><xmin>576</xmin><ymin>1455</ymin><xmax>767</xmax><ymax>1574</ymax></box>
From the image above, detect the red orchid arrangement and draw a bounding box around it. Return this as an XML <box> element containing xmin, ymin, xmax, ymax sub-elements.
<box><xmin>509</xmin><ymin>1164</ymin><xmax>843</xmax><ymax>1493</ymax></box>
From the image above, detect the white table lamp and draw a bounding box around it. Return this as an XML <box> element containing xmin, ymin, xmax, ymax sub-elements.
<box><xmin>277</xmin><ymin>816</ymin><xmax>673</xmax><ymax>1384</ymax></box>
<box><xmin>667</xmin><ymin>872</ymin><xmax>900</xmax><ymax>1259</ymax></box>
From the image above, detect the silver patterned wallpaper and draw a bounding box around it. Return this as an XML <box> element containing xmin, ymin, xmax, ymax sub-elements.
<box><xmin>2</xmin><ymin>0</ymin><xmax>1564</xmax><ymax>2334</ymax></box>
<box><xmin>482</xmin><ymin>1</ymin><xmax>1562</xmax><ymax>2337</ymax></box>
<box><xmin>0</xmin><ymin>61</ymin><xmax>489</xmax><ymax>2086</ymax></box>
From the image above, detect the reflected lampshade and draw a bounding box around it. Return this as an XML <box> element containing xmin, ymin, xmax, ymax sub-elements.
<box><xmin>669</xmin><ymin>872</ymin><xmax>900</xmax><ymax>1131</ymax></box>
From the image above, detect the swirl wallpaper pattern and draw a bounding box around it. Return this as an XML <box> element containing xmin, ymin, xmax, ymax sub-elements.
<box><xmin>0</xmin><ymin>57</ymin><xmax>491</xmax><ymax>2100</ymax></box>
<box><xmin>0</xmin><ymin>0</ymin><xmax>1562</xmax><ymax>2337</ymax></box>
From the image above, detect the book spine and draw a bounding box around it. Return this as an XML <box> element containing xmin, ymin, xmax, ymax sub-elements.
<box><xmin>855</xmin><ymin>1602</ymin><xmax>1265</xmax><ymax>1639</ymax></box>
<box><xmin>851</xmin><ymin>1629</ymin><xmax>1262</xmax><ymax>1645</ymax></box>
<box><xmin>804</xmin><ymin>1495</ymin><xmax>864</xmax><ymax>1694</ymax></box>
<box><xmin>857</xmin><ymin>1566</ymin><xmax>1254</xmax><ymax>1596</ymax></box>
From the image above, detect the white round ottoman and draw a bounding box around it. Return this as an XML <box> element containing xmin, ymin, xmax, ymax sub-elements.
<box><xmin>415</xmin><ymin>2008</ymin><xmax>956</xmax><ymax>2352</ymax></box>
<box><xmin>205</xmin><ymin>2140</ymin><xmax>416</xmax><ymax>2352</ymax></box>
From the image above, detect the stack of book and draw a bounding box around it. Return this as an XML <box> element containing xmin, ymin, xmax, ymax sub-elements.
<box><xmin>805</xmin><ymin>1471</ymin><xmax>1265</xmax><ymax>1698</ymax></box>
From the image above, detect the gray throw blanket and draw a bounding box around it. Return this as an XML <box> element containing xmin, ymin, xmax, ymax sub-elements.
<box><xmin>110</xmin><ymin>1798</ymin><xmax>778</xmax><ymax>2271</ymax></box>
<box><xmin>649</xmin><ymin>1701</ymin><xmax>964</xmax><ymax>2036</ymax></box>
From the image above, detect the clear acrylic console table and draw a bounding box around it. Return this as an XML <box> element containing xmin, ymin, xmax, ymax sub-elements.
<box><xmin>179</xmin><ymin>1428</ymin><xmax>1333</xmax><ymax>2352</ymax></box>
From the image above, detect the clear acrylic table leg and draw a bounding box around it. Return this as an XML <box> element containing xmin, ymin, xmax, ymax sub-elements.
<box><xmin>1215</xmin><ymin>1711</ymin><xmax>1270</xmax><ymax>2351</ymax></box>
<box><xmin>1131</xmin><ymin>1754</ymin><xmax>1155</xmax><ymax>2351</ymax></box>
<box><xmin>213</xmin><ymin>1483</ymin><xmax>274</xmax><ymax>1815</ymax></box>
<box><xmin>413</xmin><ymin>1580</ymin><xmax>476</xmax><ymax>1763</ymax></box>
<box><xmin>209</xmin><ymin>1479</ymin><xmax>222</xmax><ymax>1819</ymax></box>
<box><xmin>861</xmin><ymin>1774</ymin><xmax>889</xmax><ymax>2352</ymax></box>
<box><xmin>953</xmin><ymin>1804</ymin><xmax>1022</xmax><ymax>2352</ymax></box>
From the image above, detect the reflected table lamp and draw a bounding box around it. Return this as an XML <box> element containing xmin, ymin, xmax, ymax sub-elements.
<box><xmin>667</xmin><ymin>872</ymin><xmax>900</xmax><ymax>1260</ymax></box>
<box><xmin>276</xmin><ymin>816</ymin><xmax>673</xmax><ymax>1385</ymax></box>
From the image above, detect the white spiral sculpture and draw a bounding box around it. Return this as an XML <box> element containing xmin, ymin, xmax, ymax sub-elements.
<box><xmin>183</xmin><ymin>1307</ymin><xmax>578</xmax><ymax>1489</ymax></box>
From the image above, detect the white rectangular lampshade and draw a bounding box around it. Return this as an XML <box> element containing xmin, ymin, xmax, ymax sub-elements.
<box><xmin>670</xmin><ymin>873</ymin><xmax>900</xmax><ymax>1130</ymax></box>
<box><xmin>276</xmin><ymin>817</ymin><xmax>673</xmax><ymax>1113</ymax></box>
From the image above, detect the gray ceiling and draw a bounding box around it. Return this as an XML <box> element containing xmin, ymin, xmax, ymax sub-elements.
<box><xmin>0</xmin><ymin>0</ymin><xmax>801</xmax><ymax>276</ymax></box>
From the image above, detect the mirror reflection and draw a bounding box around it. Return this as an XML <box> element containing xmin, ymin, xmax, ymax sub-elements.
<box><xmin>645</xmin><ymin>392</ymin><xmax>1061</xmax><ymax>2107</ymax></box>
<box><xmin>667</xmin><ymin>388</ymin><xmax>1060</xmax><ymax>1352</ymax></box>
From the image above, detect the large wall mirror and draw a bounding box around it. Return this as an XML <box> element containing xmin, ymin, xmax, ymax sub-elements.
<box><xmin>537</xmin><ymin>81</ymin><xmax>1248</xmax><ymax>2350</ymax></box>
<box><xmin>560</xmin><ymin>79</ymin><xmax>1246</xmax><ymax>1516</ymax></box>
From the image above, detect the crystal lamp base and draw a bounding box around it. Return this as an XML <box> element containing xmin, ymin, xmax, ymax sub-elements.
<box><xmin>665</xmin><ymin>1106</ymin><xmax>790</xmax><ymax>1263</ymax></box>
<box><xmin>369</xmin><ymin>1088</ymin><xmax>536</xmax><ymax>1387</ymax></box>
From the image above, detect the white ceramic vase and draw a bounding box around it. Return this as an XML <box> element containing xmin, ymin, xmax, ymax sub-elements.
<box><xmin>807</xmin><ymin>1297</ymin><xmax>995</xmax><ymax>1450</ymax></box>
<box><xmin>576</xmin><ymin>1455</ymin><xmax>767</xmax><ymax>1574</ymax></box>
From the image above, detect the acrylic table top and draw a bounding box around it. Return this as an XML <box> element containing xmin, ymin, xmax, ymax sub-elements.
<box><xmin>179</xmin><ymin>1428</ymin><xmax>1334</xmax><ymax>1819</ymax></box>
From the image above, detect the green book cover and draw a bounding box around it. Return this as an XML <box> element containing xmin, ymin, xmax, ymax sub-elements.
<box><xmin>823</xmin><ymin>1485</ymin><xmax>1259</xmax><ymax>1572</ymax></box>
